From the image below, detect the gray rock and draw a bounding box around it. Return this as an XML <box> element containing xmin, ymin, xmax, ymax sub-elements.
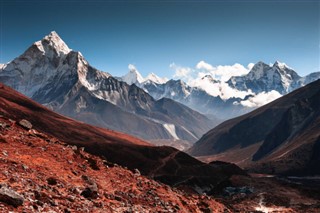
<box><xmin>0</xmin><ymin>185</ymin><xmax>24</xmax><ymax>207</ymax></box>
<box><xmin>18</xmin><ymin>119</ymin><xmax>32</xmax><ymax>130</ymax></box>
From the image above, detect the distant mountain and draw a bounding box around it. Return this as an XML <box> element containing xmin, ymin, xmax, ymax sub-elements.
<box><xmin>129</xmin><ymin>61</ymin><xmax>320</xmax><ymax>120</ymax></box>
<box><xmin>227</xmin><ymin>61</ymin><xmax>319</xmax><ymax>94</ymax></box>
<box><xmin>0</xmin><ymin>31</ymin><xmax>216</xmax><ymax>144</ymax></box>
<box><xmin>299</xmin><ymin>71</ymin><xmax>320</xmax><ymax>86</ymax></box>
<box><xmin>141</xmin><ymin>79</ymin><xmax>249</xmax><ymax>120</ymax></box>
<box><xmin>121</xmin><ymin>64</ymin><xmax>145</xmax><ymax>85</ymax></box>
<box><xmin>145</xmin><ymin>73</ymin><xmax>168</xmax><ymax>84</ymax></box>
<box><xmin>188</xmin><ymin>79</ymin><xmax>320</xmax><ymax>175</ymax></box>
<box><xmin>120</xmin><ymin>66</ymin><xmax>168</xmax><ymax>86</ymax></box>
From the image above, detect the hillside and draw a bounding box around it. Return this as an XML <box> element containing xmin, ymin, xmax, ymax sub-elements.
<box><xmin>189</xmin><ymin>80</ymin><xmax>320</xmax><ymax>175</ymax></box>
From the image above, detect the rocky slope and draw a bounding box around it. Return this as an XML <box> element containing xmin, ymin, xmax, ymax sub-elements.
<box><xmin>0</xmin><ymin>31</ymin><xmax>214</xmax><ymax>144</ymax></box>
<box><xmin>189</xmin><ymin>79</ymin><xmax>320</xmax><ymax>175</ymax></box>
<box><xmin>0</xmin><ymin>83</ymin><xmax>245</xmax><ymax>195</ymax></box>
<box><xmin>0</xmin><ymin>115</ymin><xmax>229</xmax><ymax>212</ymax></box>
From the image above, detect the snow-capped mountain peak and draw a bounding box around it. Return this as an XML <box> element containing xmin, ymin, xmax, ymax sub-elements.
<box><xmin>122</xmin><ymin>64</ymin><xmax>144</xmax><ymax>85</ymax></box>
<box><xmin>273</xmin><ymin>60</ymin><xmax>290</xmax><ymax>69</ymax></box>
<box><xmin>145</xmin><ymin>72</ymin><xmax>168</xmax><ymax>84</ymax></box>
<box><xmin>33</xmin><ymin>31</ymin><xmax>71</xmax><ymax>57</ymax></box>
<box><xmin>247</xmin><ymin>61</ymin><xmax>270</xmax><ymax>80</ymax></box>
<box><xmin>228</xmin><ymin>61</ymin><xmax>302</xmax><ymax>95</ymax></box>
<box><xmin>201</xmin><ymin>75</ymin><xmax>219</xmax><ymax>84</ymax></box>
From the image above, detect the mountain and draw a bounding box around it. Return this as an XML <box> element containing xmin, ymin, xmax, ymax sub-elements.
<box><xmin>227</xmin><ymin>61</ymin><xmax>317</xmax><ymax>95</ymax></box>
<box><xmin>0</xmin><ymin>82</ymin><xmax>246</xmax><ymax>196</ymax></box>
<box><xmin>139</xmin><ymin>61</ymin><xmax>320</xmax><ymax>120</ymax></box>
<box><xmin>0</xmin><ymin>31</ymin><xmax>215</xmax><ymax>144</ymax></box>
<box><xmin>142</xmin><ymin>79</ymin><xmax>251</xmax><ymax>120</ymax></box>
<box><xmin>299</xmin><ymin>71</ymin><xmax>320</xmax><ymax>86</ymax></box>
<box><xmin>188</xmin><ymin>79</ymin><xmax>320</xmax><ymax>175</ymax></box>
<box><xmin>121</xmin><ymin>68</ymin><xmax>168</xmax><ymax>86</ymax></box>
<box><xmin>145</xmin><ymin>72</ymin><xmax>168</xmax><ymax>84</ymax></box>
<box><xmin>121</xmin><ymin>64</ymin><xmax>144</xmax><ymax>85</ymax></box>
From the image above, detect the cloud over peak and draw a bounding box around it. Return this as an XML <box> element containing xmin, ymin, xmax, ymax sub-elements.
<box><xmin>170</xmin><ymin>60</ymin><xmax>282</xmax><ymax>107</ymax></box>
<box><xmin>195</xmin><ymin>60</ymin><xmax>252</xmax><ymax>82</ymax></box>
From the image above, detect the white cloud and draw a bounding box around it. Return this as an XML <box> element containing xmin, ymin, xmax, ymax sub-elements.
<box><xmin>247</xmin><ymin>63</ymin><xmax>255</xmax><ymax>70</ymax></box>
<box><xmin>196</xmin><ymin>60</ymin><xmax>214</xmax><ymax>70</ymax></box>
<box><xmin>170</xmin><ymin>61</ymin><xmax>254</xmax><ymax>99</ymax></box>
<box><xmin>219</xmin><ymin>82</ymin><xmax>253</xmax><ymax>100</ymax></box>
<box><xmin>190</xmin><ymin>77</ymin><xmax>253</xmax><ymax>100</ymax></box>
<box><xmin>195</xmin><ymin>61</ymin><xmax>251</xmax><ymax>82</ymax></box>
<box><xmin>171</xmin><ymin>63</ymin><xmax>193</xmax><ymax>79</ymax></box>
<box><xmin>170</xmin><ymin>61</ymin><xmax>282</xmax><ymax>106</ymax></box>
<box><xmin>239</xmin><ymin>90</ymin><xmax>282</xmax><ymax>108</ymax></box>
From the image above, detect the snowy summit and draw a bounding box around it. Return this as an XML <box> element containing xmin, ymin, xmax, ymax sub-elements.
<box><xmin>145</xmin><ymin>73</ymin><xmax>168</xmax><ymax>84</ymax></box>
<box><xmin>121</xmin><ymin>64</ymin><xmax>144</xmax><ymax>85</ymax></box>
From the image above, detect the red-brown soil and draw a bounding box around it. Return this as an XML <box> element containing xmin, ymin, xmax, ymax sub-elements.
<box><xmin>0</xmin><ymin>115</ymin><xmax>229</xmax><ymax>212</ymax></box>
<box><xmin>0</xmin><ymin>83</ymin><xmax>241</xmax><ymax>192</ymax></box>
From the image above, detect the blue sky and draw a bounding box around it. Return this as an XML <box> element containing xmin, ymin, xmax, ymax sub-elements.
<box><xmin>0</xmin><ymin>0</ymin><xmax>319</xmax><ymax>77</ymax></box>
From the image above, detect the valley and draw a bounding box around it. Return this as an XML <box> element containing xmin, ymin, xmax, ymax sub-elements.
<box><xmin>0</xmin><ymin>29</ymin><xmax>319</xmax><ymax>212</ymax></box>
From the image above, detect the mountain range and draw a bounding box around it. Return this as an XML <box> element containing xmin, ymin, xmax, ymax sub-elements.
<box><xmin>1</xmin><ymin>31</ymin><xmax>320</xmax><ymax>212</ymax></box>
<box><xmin>121</xmin><ymin>60</ymin><xmax>319</xmax><ymax>120</ymax></box>
<box><xmin>0</xmin><ymin>31</ymin><xmax>217</xmax><ymax>148</ymax></box>
<box><xmin>189</xmin><ymin>79</ymin><xmax>320</xmax><ymax>175</ymax></box>
<box><xmin>227</xmin><ymin>61</ymin><xmax>318</xmax><ymax>94</ymax></box>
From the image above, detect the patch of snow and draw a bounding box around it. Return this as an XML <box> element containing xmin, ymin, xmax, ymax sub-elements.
<box><xmin>32</xmin><ymin>31</ymin><xmax>71</xmax><ymax>60</ymax></box>
<box><xmin>163</xmin><ymin>123</ymin><xmax>179</xmax><ymax>140</ymax></box>
<box><xmin>144</xmin><ymin>73</ymin><xmax>168</xmax><ymax>84</ymax></box>
<box><xmin>273</xmin><ymin>60</ymin><xmax>292</xmax><ymax>70</ymax></box>
<box><xmin>43</xmin><ymin>31</ymin><xmax>71</xmax><ymax>55</ymax></box>
<box><xmin>255</xmin><ymin>205</ymin><xmax>286</xmax><ymax>213</ymax></box>
<box><xmin>180</xmin><ymin>126</ymin><xmax>198</xmax><ymax>140</ymax></box>
<box><xmin>91</xmin><ymin>90</ymin><xmax>120</xmax><ymax>106</ymax></box>
<box><xmin>248</xmin><ymin>61</ymin><xmax>269</xmax><ymax>80</ymax></box>
<box><xmin>255</xmin><ymin>194</ymin><xmax>286</xmax><ymax>213</ymax></box>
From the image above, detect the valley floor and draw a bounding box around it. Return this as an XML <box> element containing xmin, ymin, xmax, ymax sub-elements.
<box><xmin>216</xmin><ymin>174</ymin><xmax>320</xmax><ymax>212</ymax></box>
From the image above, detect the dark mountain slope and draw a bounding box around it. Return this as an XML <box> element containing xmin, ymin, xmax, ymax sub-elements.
<box><xmin>189</xmin><ymin>80</ymin><xmax>320</xmax><ymax>175</ymax></box>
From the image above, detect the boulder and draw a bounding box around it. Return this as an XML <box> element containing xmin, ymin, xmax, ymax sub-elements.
<box><xmin>0</xmin><ymin>184</ymin><xmax>24</xmax><ymax>207</ymax></box>
<box><xmin>18</xmin><ymin>119</ymin><xmax>32</xmax><ymax>130</ymax></box>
